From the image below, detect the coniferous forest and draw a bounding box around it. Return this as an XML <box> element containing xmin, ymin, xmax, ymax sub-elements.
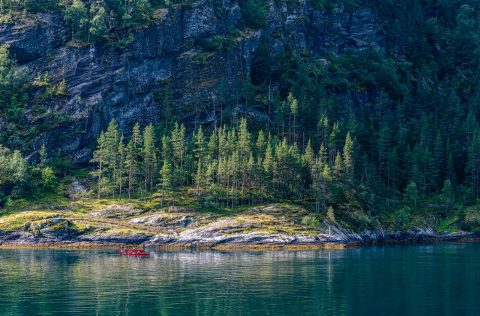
<box><xmin>1</xmin><ymin>0</ymin><xmax>480</xmax><ymax>231</ymax></box>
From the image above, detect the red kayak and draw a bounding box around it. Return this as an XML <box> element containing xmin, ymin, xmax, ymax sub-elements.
<box><xmin>117</xmin><ymin>249</ymin><xmax>150</xmax><ymax>257</ymax></box>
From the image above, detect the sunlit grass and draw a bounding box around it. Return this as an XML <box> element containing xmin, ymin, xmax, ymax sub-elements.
<box><xmin>438</xmin><ymin>215</ymin><xmax>461</xmax><ymax>233</ymax></box>
<box><xmin>0</xmin><ymin>211</ymin><xmax>63</xmax><ymax>231</ymax></box>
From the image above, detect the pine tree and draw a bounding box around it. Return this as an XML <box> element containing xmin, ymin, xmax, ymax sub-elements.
<box><xmin>377</xmin><ymin>123</ymin><xmax>391</xmax><ymax>177</ymax></box>
<box><xmin>405</xmin><ymin>181</ymin><xmax>419</xmax><ymax>211</ymax></box>
<box><xmin>334</xmin><ymin>151</ymin><xmax>344</xmax><ymax>176</ymax></box>
<box><xmin>91</xmin><ymin>132</ymin><xmax>107</xmax><ymax>199</ymax></box>
<box><xmin>288</xmin><ymin>93</ymin><xmax>299</xmax><ymax>143</ymax></box>
<box><xmin>238</xmin><ymin>118</ymin><xmax>251</xmax><ymax>161</ymax></box>
<box><xmin>229</xmin><ymin>151</ymin><xmax>240</xmax><ymax>207</ymax></box>
<box><xmin>132</xmin><ymin>123</ymin><xmax>143</xmax><ymax>151</ymax></box>
<box><xmin>143</xmin><ymin>124</ymin><xmax>156</xmax><ymax>196</ymax></box>
<box><xmin>446</xmin><ymin>153</ymin><xmax>456</xmax><ymax>184</ymax></box>
<box><xmin>39</xmin><ymin>144</ymin><xmax>47</xmax><ymax>167</ymax></box>
<box><xmin>421</xmin><ymin>148</ymin><xmax>435</xmax><ymax>197</ymax></box>
<box><xmin>227</xmin><ymin>128</ymin><xmax>237</xmax><ymax>157</ymax></box>
<box><xmin>117</xmin><ymin>134</ymin><xmax>126</xmax><ymax>197</ymax></box>
<box><xmin>303</xmin><ymin>139</ymin><xmax>314</xmax><ymax>167</ymax></box>
<box><xmin>205</xmin><ymin>160</ymin><xmax>217</xmax><ymax>188</ymax></box>
<box><xmin>328</xmin><ymin>122</ymin><xmax>340</xmax><ymax>165</ymax></box>
<box><xmin>343</xmin><ymin>132</ymin><xmax>354</xmax><ymax>179</ymax></box>
<box><xmin>104</xmin><ymin>119</ymin><xmax>119</xmax><ymax>198</ymax></box>
<box><xmin>321</xmin><ymin>164</ymin><xmax>333</xmax><ymax>213</ymax></box>
<box><xmin>318</xmin><ymin>114</ymin><xmax>329</xmax><ymax>146</ymax></box>
<box><xmin>207</xmin><ymin>129</ymin><xmax>218</xmax><ymax>161</ymax></box>
<box><xmin>256</xmin><ymin>130</ymin><xmax>266</xmax><ymax>159</ymax></box>
<box><xmin>326</xmin><ymin>206</ymin><xmax>335</xmax><ymax>223</ymax></box>
<box><xmin>247</xmin><ymin>152</ymin><xmax>255</xmax><ymax>192</ymax></box>
<box><xmin>465</xmin><ymin>108</ymin><xmax>477</xmax><ymax>144</ymax></box>
<box><xmin>238</xmin><ymin>119</ymin><xmax>252</xmax><ymax>199</ymax></box>
<box><xmin>386</xmin><ymin>147</ymin><xmax>400</xmax><ymax>200</ymax></box>
<box><xmin>193</xmin><ymin>126</ymin><xmax>207</xmax><ymax>190</ymax></box>
<box><xmin>126</xmin><ymin>138</ymin><xmax>136</xmax><ymax>200</ymax></box>
<box><xmin>122</xmin><ymin>123</ymin><xmax>142</xmax><ymax>198</ymax></box>
<box><xmin>312</xmin><ymin>156</ymin><xmax>328</xmax><ymax>213</ymax></box>
<box><xmin>160</xmin><ymin>134</ymin><xmax>173</xmax><ymax>206</ymax></box>
<box><xmin>440</xmin><ymin>179</ymin><xmax>454</xmax><ymax>215</ymax></box>
<box><xmin>433</xmin><ymin>132</ymin><xmax>445</xmax><ymax>188</ymax></box>
<box><xmin>160</xmin><ymin>158</ymin><xmax>173</xmax><ymax>208</ymax></box>
<box><xmin>218</xmin><ymin>126</ymin><xmax>228</xmax><ymax>159</ymax></box>
<box><xmin>89</xmin><ymin>1</ymin><xmax>108</xmax><ymax>41</ymax></box>
<box><xmin>263</xmin><ymin>142</ymin><xmax>274</xmax><ymax>197</ymax></box>
<box><xmin>63</xmin><ymin>0</ymin><xmax>89</xmax><ymax>41</ymax></box>
<box><xmin>171</xmin><ymin>123</ymin><xmax>186</xmax><ymax>186</ymax></box>
<box><xmin>318</xmin><ymin>144</ymin><xmax>327</xmax><ymax>166</ymax></box>
<box><xmin>467</xmin><ymin>129</ymin><xmax>480</xmax><ymax>199</ymax></box>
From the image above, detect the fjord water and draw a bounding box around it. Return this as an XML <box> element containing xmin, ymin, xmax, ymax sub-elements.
<box><xmin>0</xmin><ymin>243</ymin><xmax>479</xmax><ymax>316</ymax></box>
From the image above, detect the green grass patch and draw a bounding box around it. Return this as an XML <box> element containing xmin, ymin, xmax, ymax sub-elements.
<box><xmin>0</xmin><ymin>211</ymin><xmax>62</xmax><ymax>232</ymax></box>
<box><xmin>438</xmin><ymin>215</ymin><xmax>460</xmax><ymax>233</ymax></box>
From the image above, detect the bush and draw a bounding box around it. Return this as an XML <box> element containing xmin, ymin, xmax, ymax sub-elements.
<box><xmin>462</xmin><ymin>209</ymin><xmax>480</xmax><ymax>232</ymax></box>
<box><xmin>198</xmin><ymin>193</ymin><xmax>220</xmax><ymax>209</ymax></box>
<box><xmin>309</xmin><ymin>0</ymin><xmax>334</xmax><ymax>10</ymax></box>
<box><xmin>301</xmin><ymin>215</ymin><xmax>322</xmax><ymax>228</ymax></box>
<box><xmin>41</xmin><ymin>167</ymin><xmax>58</xmax><ymax>192</ymax></box>
<box><xmin>239</xmin><ymin>0</ymin><xmax>267</xmax><ymax>29</ymax></box>
<box><xmin>393</xmin><ymin>207</ymin><xmax>412</xmax><ymax>230</ymax></box>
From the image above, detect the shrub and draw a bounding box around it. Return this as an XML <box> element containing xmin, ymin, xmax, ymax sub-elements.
<box><xmin>41</xmin><ymin>166</ymin><xmax>58</xmax><ymax>192</ymax></box>
<box><xmin>462</xmin><ymin>209</ymin><xmax>480</xmax><ymax>232</ymax></box>
<box><xmin>239</xmin><ymin>0</ymin><xmax>267</xmax><ymax>29</ymax></box>
<box><xmin>393</xmin><ymin>207</ymin><xmax>412</xmax><ymax>230</ymax></box>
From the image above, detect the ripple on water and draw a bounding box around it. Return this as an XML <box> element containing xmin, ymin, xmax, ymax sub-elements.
<box><xmin>0</xmin><ymin>243</ymin><xmax>479</xmax><ymax>315</ymax></box>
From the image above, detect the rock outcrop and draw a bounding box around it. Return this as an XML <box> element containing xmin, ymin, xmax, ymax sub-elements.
<box><xmin>0</xmin><ymin>206</ymin><xmax>476</xmax><ymax>248</ymax></box>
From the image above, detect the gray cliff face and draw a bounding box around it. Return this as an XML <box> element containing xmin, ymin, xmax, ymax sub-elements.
<box><xmin>0</xmin><ymin>1</ymin><xmax>383</xmax><ymax>162</ymax></box>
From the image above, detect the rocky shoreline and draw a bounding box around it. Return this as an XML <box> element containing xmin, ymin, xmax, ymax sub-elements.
<box><xmin>0</xmin><ymin>224</ymin><xmax>477</xmax><ymax>250</ymax></box>
<box><xmin>1</xmin><ymin>203</ymin><xmax>478</xmax><ymax>250</ymax></box>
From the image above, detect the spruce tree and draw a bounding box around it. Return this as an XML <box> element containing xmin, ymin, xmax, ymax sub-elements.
<box><xmin>303</xmin><ymin>139</ymin><xmax>314</xmax><ymax>168</ymax></box>
<box><xmin>377</xmin><ymin>123</ymin><xmax>391</xmax><ymax>177</ymax></box>
<box><xmin>433</xmin><ymin>132</ymin><xmax>445</xmax><ymax>186</ymax></box>
<box><xmin>171</xmin><ymin>123</ymin><xmax>186</xmax><ymax>186</ymax></box>
<box><xmin>312</xmin><ymin>156</ymin><xmax>328</xmax><ymax>213</ymax></box>
<box><xmin>63</xmin><ymin>0</ymin><xmax>88</xmax><ymax>41</ymax></box>
<box><xmin>143</xmin><ymin>124</ymin><xmax>156</xmax><ymax>196</ymax></box>
<box><xmin>343</xmin><ymin>132</ymin><xmax>354</xmax><ymax>179</ymax></box>
<box><xmin>207</xmin><ymin>129</ymin><xmax>218</xmax><ymax>161</ymax></box>
<box><xmin>193</xmin><ymin>126</ymin><xmax>207</xmax><ymax>190</ymax></box>
<box><xmin>467</xmin><ymin>129</ymin><xmax>480</xmax><ymax>199</ymax></box>
<box><xmin>104</xmin><ymin>120</ymin><xmax>119</xmax><ymax>198</ymax></box>
<box><xmin>440</xmin><ymin>180</ymin><xmax>454</xmax><ymax>215</ymax></box>
<box><xmin>288</xmin><ymin>93</ymin><xmax>298</xmax><ymax>143</ymax></box>
<box><xmin>89</xmin><ymin>1</ymin><xmax>108</xmax><ymax>41</ymax></box>
<box><xmin>321</xmin><ymin>164</ymin><xmax>333</xmax><ymax>213</ymax></box>
<box><xmin>160</xmin><ymin>158</ymin><xmax>173</xmax><ymax>207</ymax></box>
<box><xmin>256</xmin><ymin>130</ymin><xmax>266</xmax><ymax>159</ymax></box>
<box><xmin>328</xmin><ymin>122</ymin><xmax>340</xmax><ymax>165</ymax></box>
<box><xmin>405</xmin><ymin>181</ymin><xmax>419</xmax><ymax>211</ymax></box>
<box><xmin>160</xmin><ymin>134</ymin><xmax>173</xmax><ymax>205</ymax></box>
<box><xmin>238</xmin><ymin>118</ymin><xmax>251</xmax><ymax>161</ymax></box>
<box><xmin>126</xmin><ymin>138</ymin><xmax>136</xmax><ymax>200</ymax></box>
<box><xmin>386</xmin><ymin>147</ymin><xmax>400</xmax><ymax>200</ymax></box>
<box><xmin>334</xmin><ymin>151</ymin><xmax>344</xmax><ymax>177</ymax></box>
<box><xmin>91</xmin><ymin>132</ymin><xmax>106</xmax><ymax>199</ymax></box>
<box><xmin>117</xmin><ymin>134</ymin><xmax>126</xmax><ymax>197</ymax></box>
<box><xmin>39</xmin><ymin>144</ymin><xmax>47</xmax><ymax>167</ymax></box>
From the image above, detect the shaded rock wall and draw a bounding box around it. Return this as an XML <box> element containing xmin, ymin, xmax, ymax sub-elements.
<box><xmin>0</xmin><ymin>0</ymin><xmax>384</xmax><ymax>163</ymax></box>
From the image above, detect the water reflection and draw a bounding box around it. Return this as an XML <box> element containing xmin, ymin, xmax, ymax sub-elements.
<box><xmin>0</xmin><ymin>243</ymin><xmax>479</xmax><ymax>315</ymax></box>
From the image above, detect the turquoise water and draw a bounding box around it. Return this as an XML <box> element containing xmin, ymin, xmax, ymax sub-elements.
<box><xmin>0</xmin><ymin>243</ymin><xmax>479</xmax><ymax>315</ymax></box>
